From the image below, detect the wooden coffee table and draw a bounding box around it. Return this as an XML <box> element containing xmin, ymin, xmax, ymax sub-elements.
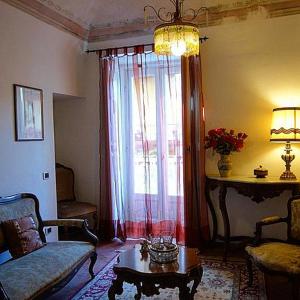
<box><xmin>108</xmin><ymin>246</ymin><xmax>203</xmax><ymax>300</ymax></box>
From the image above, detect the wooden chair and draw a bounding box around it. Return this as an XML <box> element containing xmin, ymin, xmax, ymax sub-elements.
<box><xmin>246</xmin><ymin>195</ymin><xmax>300</xmax><ymax>299</ymax></box>
<box><xmin>56</xmin><ymin>163</ymin><xmax>98</xmax><ymax>232</ymax></box>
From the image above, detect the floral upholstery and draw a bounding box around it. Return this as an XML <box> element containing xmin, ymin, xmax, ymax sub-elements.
<box><xmin>58</xmin><ymin>201</ymin><xmax>97</xmax><ymax>219</ymax></box>
<box><xmin>0</xmin><ymin>198</ymin><xmax>39</xmax><ymax>252</ymax></box>
<box><xmin>291</xmin><ymin>198</ymin><xmax>300</xmax><ymax>240</ymax></box>
<box><xmin>246</xmin><ymin>242</ymin><xmax>300</xmax><ymax>274</ymax></box>
<box><xmin>0</xmin><ymin>241</ymin><xmax>94</xmax><ymax>300</ymax></box>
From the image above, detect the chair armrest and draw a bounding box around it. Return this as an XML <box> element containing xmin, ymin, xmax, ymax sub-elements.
<box><xmin>253</xmin><ymin>216</ymin><xmax>287</xmax><ymax>246</ymax></box>
<box><xmin>43</xmin><ymin>219</ymin><xmax>85</xmax><ymax>228</ymax></box>
<box><xmin>260</xmin><ymin>216</ymin><xmax>285</xmax><ymax>225</ymax></box>
<box><xmin>42</xmin><ymin>219</ymin><xmax>98</xmax><ymax>246</ymax></box>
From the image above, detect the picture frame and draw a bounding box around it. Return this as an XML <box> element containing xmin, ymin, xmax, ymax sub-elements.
<box><xmin>14</xmin><ymin>84</ymin><xmax>44</xmax><ymax>141</ymax></box>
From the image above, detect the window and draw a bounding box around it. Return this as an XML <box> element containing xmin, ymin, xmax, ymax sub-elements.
<box><xmin>108</xmin><ymin>53</ymin><xmax>184</xmax><ymax>235</ymax></box>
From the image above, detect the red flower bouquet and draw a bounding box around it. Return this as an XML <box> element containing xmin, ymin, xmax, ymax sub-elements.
<box><xmin>205</xmin><ymin>128</ymin><xmax>248</xmax><ymax>155</ymax></box>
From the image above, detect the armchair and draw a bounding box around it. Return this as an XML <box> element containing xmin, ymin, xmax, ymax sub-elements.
<box><xmin>56</xmin><ymin>163</ymin><xmax>98</xmax><ymax>232</ymax></box>
<box><xmin>246</xmin><ymin>196</ymin><xmax>300</xmax><ymax>299</ymax></box>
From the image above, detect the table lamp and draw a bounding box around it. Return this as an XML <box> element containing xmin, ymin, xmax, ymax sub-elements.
<box><xmin>270</xmin><ymin>107</ymin><xmax>300</xmax><ymax>180</ymax></box>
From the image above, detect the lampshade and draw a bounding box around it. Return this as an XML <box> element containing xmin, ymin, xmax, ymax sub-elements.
<box><xmin>154</xmin><ymin>22</ymin><xmax>199</xmax><ymax>57</ymax></box>
<box><xmin>270</xmin><ymin>107</ymin><xmax>300</xmax><ymax>142</ymax></box>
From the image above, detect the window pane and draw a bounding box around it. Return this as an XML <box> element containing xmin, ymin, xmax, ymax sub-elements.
<box><xmin>132</xmin><ymin>76</ymin><xmax>158</xmax><ymax>195</ymax></box>
<box><xmin>165</xmin><ymin>73</ymin><xmax>183</xmax><ymax>197</ymax></box>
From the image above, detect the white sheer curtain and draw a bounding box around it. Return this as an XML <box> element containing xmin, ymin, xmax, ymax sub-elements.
<box><xmin>104</xmin><ymin>51</ymin><xmax>185</xmax><ymax>243</ymax></box>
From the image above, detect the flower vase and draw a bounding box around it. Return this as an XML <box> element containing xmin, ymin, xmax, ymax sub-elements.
<box><xmin>217</xmin><ymin>154</ymin><xmax>232</xmax><ymax>177</ymax></box>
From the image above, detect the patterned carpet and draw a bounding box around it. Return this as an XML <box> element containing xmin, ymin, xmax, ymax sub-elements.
<box><xmin>72</xmin><ymin>253</ymin><xmax>266</xmax><ymax>300</ymax></box>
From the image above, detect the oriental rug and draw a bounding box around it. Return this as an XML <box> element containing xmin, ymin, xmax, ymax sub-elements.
<box><xmin>73</xmin><ymin>255</ymin><xmax>266</xmax><ymax>300</ymax></box>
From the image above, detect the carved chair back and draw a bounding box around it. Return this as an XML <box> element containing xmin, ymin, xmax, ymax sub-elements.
<box><xmin>288</xmin><ymin>196</ymin><xmax>300</xmax><ymax>243</ymax></box>
<box><xmin>56</xmin><ymin>163</ymin><xmax>76</xmax><ymax>202</ymax></box>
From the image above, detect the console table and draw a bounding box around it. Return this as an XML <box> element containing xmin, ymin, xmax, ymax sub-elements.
<box><xmin>205</xmin><ymin>175</ymin><xmax>300</xmax><ymax>260</ymax></box>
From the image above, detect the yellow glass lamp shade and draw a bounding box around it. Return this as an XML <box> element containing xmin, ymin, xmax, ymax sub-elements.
<box><xmin>270</xmin><ymin>107</ymin><xmax>300</xmax><ymax>180</ymax></box>
<box><xmin>270</xmin><ymin>107</ymin><xmax>300</xmax><ymax>141</ymax></box>
<box><xmin>154</xmin><ymin>22</ymin><xmax>199</xmax><ymax>57</ymax></box>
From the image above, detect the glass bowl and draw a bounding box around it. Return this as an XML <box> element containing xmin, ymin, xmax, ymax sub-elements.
<box><xmin>149</xmin><ymin>243</ymin><xmax>179</xmax><ymax>263</ymax></box>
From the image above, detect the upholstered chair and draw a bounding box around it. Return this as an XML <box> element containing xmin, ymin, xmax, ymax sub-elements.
<box><xmin>56</xmin><ymin>163</ymin><xmax>98</xmax><ymax>232</ymax></box>
<box><xmin>246</xmin><ymin>195</ymin><xmax>300</xmax><ymax>299</ymax></box>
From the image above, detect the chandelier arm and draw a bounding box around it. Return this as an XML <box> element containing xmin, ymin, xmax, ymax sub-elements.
<box><xmin>182</xmin><ymin>8</ymin><xmax>196</xmax><ymax>21</ymax></box>
<box><xmin>182</xmin><ymin>7</ymin><xmax>208</xmax><ymax>21</ymax></box>
<box><xmin>157</xmin><ymin>7</ymin><xmax>174</xmax><ymax>22</ymax></box>
<box><xmin>168</xmin><ymin>0</ymin><xmax>176</xmax><ymax>7</ymax></box>
<box><xmin>192</xmin><ymin>6</ymin><xmax>209</xmax><ymax>19</ymax></box>
<box><xmin>144</xmin><ymin>6</ymin><xmax>174</xmax><ymax>22</ymax></box>
<box><xmin>165</xmin><ymin>12</ymin><xmax>174</xmax><ymax>22</ymax></box>
<box><xmin>144</xmin><ymin>6</ymin><xmax>169</xmax><ymax>22</ymax></box>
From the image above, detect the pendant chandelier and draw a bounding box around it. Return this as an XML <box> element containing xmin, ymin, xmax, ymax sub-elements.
<box><xmin>144</xmin><ymin>0</ymin><xmax>208</xmax><ymax>57</ymax></box>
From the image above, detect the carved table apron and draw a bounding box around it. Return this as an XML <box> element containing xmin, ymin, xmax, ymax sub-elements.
<box><xmin>206</xmin><ymin>175</ymin><xmax>300</xmax><ymax>260</ymax></box>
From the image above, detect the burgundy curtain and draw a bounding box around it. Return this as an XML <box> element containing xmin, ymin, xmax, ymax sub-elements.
<box><xmin>99</xmin><ymin>58</ymin><xmax>114</xmax><ymax>240</ymax></box>
<box><xmin>182</xmin><ymin>55</ymin><xmax>210</xmax><ymax>248</ymax></box>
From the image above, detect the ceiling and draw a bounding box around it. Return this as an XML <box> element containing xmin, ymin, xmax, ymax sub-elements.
<box><xmin>3</xmin><ymin>0</ymin><xmax>300</xmax><ymax>42</ymax></box>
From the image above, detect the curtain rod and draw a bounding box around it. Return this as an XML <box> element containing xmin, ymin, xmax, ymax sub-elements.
<box><xmin>85</xmin><ymin>37</ymin><xmax>208</xmax><ymax>53</ymax></box>
<box><xmin>86</xmin><ymin>43</ymin><xmax>154</xmax><ymax>53</ymax></box>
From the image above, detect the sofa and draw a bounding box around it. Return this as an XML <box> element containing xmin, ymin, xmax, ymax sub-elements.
<box><xmin>0</xmin><ymin>193</ymin><xmax>98</xmax><ymax>300</ymax></box>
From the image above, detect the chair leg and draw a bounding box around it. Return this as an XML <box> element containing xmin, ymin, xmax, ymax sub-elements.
<box><xmin>64</xmin><ymin>225</ymin><xmax>69</xmax><ymax>240</ymax></box>
<box><xmin>89</xmin><ymin>251</ymin><xmax>97</xmax><ymax>279</ymax></box>
<box><xmin>92</xmin><ymin>212</ymin><xmax>98</xmax><ymax>234</ymax></box>
<box><xmin>247</xmin><ymin>256</ymin><xmax>253</xmax><ymax>286</ymax></box>
<box><xmin>292</xmin><ymin>278</ymin><xmax>299</xmax><ymax>300</ymax></box>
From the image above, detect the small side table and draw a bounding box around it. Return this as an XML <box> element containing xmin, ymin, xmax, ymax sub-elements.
<box><xmin>206</xmin><ymin>175</ymin><xmax>300</xmax><ymax>260</ymax></box>
<box><xmin>108</xmin><ymin>247</ymin><xmax>203</xmax><ymax>300</ymax></box>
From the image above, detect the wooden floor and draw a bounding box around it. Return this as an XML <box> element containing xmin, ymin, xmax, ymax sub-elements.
<box><xmin>46</xmin><ymin>237</ymin><xmax>297</xmax><ymax>300</ymax></box>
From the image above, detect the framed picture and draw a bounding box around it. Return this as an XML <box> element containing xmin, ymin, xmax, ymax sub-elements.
<box><xmin>14</xmin><ymin>84</ymin><xmax>44</xmax><ymax>141</ymax></box>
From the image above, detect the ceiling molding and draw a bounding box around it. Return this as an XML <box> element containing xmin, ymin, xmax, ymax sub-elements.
<box><xmin>1</xmin><ymin>0</ymin><xmax>88</xmax><ymax>40</ymax></box>
<box><xmin>88</xmin><ymin>20</ymin><xmax>151</xmax><ymax>43</ymax></box>
<box><xmin>88</xmin><ymin>0</ymin><xmax>300</xmax><ymax>42</ymax></box>
<box><xmin>2</xmin><ymin>0</ymin><xmax>300</xmax><ymax>43</ymax></box>
<box><xmin>37</xmin><ymin>0</ymin><xmax>90</xmax><ymax>29</ymax></box>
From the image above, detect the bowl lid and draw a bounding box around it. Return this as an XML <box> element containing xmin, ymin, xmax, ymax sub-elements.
<box><xmin>254</xmin><ymin>165</ymin><xmax>268</xmax><ymax>172</ymax></box>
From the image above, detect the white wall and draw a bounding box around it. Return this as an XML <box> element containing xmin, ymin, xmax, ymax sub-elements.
<box><xmin>202</xmin><ymin>14</ymin><xmax>300</xmax><ymax>238</ymax></box>
<box><xmin>0</xmin><ymin>1</ymin><xmax>85</xmax><ymax>241</ymax></box>
<box><xmin>53</xmin><ymin>53</ymin><xmax>100</xmax><ymax>209</ymax></box>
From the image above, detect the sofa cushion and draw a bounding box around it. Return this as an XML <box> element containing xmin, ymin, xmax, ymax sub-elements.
<box><xmin>0</xmin><ymin>197</ymin><xmax>40</xmax><ymax>253</ymax></box>
<box><xmin>2</xmin><ymin>215</ymin><xmax>43</xmax><ymax>258</ymax></box>
<box><xmin>0</xmin><ymin>241</ymin><xmax>94</xmax><ymax>300</ymax></box>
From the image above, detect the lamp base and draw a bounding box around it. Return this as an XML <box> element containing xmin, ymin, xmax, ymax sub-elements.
<box><xmin>280</xmin><ymin>141</ymin><xmax>297</xmax><ymax>180</ymax></box>
<box><xmin>280</xmin><ymin>170</ymin><xmax>297</xmax><ymax>180</ymax></box>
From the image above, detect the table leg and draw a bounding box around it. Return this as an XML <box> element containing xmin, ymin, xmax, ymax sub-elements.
<box><xmin>205</xmin><ymin>182</ymin><xmax>218</xmax><ymax>242</ymax></box>
<box><xmin>108</xmin><ymin>276</ymin><xmax>123</xmax><ymax>300</ymax></box>
<box><xmin>219</xmin><ymin>183</ymin><xmax>230</xmax><ymax>261</ymax></box>
<box><xmin>179</xmin><ymin>283</ymin><xmax>190</xmax><ymax>300</ymax></box>
<box><xmin>134</xmin><ymin>282</ymin><xmax>142</xmax><ymax>300</ymax></box>
<box><xmin>190</xmin><ymin>268</ymin><xmax>203</xmax><ymax>298</ymax></box>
